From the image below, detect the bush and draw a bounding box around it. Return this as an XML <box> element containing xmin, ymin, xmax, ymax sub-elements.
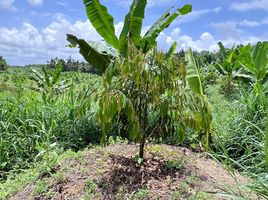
<box><xmin>0</xmin><ymin>56</ymin><xmax>8</xmax><ymax>71</ymax></box>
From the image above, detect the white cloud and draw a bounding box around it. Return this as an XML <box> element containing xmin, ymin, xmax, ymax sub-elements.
<box><xmin>27</xmin><ymin>0</ymin><xmax>44</xmax><ymax>6</ymax></box>
<box><xmin>175</xmin><ymin>7</ymin><xmax>221</xmax><ymax>24</ymax></box>
<box><xmin>211</xmin><ymin>21</ymin><xmax>246</xmax><ymax>40</ymax></box>
<box><xmin>147</xmin><ymin>0</ymin><xmax>175</xmax><ymax>7</ymax></box>
<box><xmin>57</xmin><ymin>2</ymin><xmax>68</xmax><ymax>7</ymax></box>
<box><xmin>239</xmin><ymin>17</ymin><xmax>268</xmax><ymax>27</ymax></box>
<box><xmin>0</xmin><ymin>17</ymin><xmax>106</xmax><ymax>65</ymax></box>
<box><xmin>157</xmin><ymin>30</ymin><xmax>218</xmax><ymax>52</ymax></box>
<box><xmin>156</xmin><ymin>22</ymin><xmax>267</xmax><ymax>53</ymax></box>
<box><xmin>104</xmin><ymin>0</ymin><xmax>175</xmax><ymax>8</ymax></box>
<box><xmin>0</xmin><ymin>0</ymin><xmax>16</xmax><ymax>10</ymax></box>
<box><xmin>0</xmin><ymin>14</ymin><xmax>266</xmax><ymax>66</ymax></box>
<box><xmin>230</xmin><ymin>0</ymin><xmax>268</xmax><ymax>12</ymax></box>
<box><xmin>210</xmin><ymin>20</ymin><xmax>267</xmax><ymax>47</ymax></box>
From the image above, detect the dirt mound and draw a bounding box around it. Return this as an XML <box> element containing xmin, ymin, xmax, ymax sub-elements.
<box><xmin>11</xmin><ymin>144</ymin><xmax>252</xmax><ymax>200</ymax></box>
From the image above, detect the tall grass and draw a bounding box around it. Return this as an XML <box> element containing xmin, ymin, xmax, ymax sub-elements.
<box><xmin>0</xmin><ymin>69</ymin><xmax>102</xmax><ymax>179</ymax></box>
<box><xmin>208</xmin><ymin>82</ymin><xmax>268</xmax><ymax>198</ymax></box>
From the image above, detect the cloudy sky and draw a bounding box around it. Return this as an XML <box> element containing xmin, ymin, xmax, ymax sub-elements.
<box><xmin>0</xmin><ymin>0</ymin><xmax>267</xmax><ymax>65</ymax></box>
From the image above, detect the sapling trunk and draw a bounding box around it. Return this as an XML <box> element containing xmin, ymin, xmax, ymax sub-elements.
<box><xmin>139</xmin><ymin>133</ymin><xmax>146</xmax><ymax>158</ymax></box>
<box><xmin>139</xmin><ymin>82</ymin><xmax>149</xmax><ymax>159</ymax></box>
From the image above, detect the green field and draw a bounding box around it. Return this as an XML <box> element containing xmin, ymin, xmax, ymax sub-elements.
<box><xmin>0</xmin><ymin>0</ymin><xmax>268</xmax><ymax>199</ymax></box>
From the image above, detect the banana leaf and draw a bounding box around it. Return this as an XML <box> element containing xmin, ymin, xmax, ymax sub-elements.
<box><xmin>165</xmin><ymin>42</ymin><xmax>177</xmax><ymax>62</ymax></box>
<box><xmin>119</xmin><ymin>0</ymin><xmax>147</xmax><ymax>57</ymax></box>
<box><xmin>83</xmin><ymin>0</ymin><xmax>119</xmax><ymax>48</ymax></box>
<box><xmin>141</xmin><ymin>4</ymin><xmax>192</xmax><ymax>53</ymax></box>
<box><xmin>252</xmin><ymin>42</ymin><xmax>268</xmax><ymax>81</ymax></box>
<box><xmin>67</xmin><ymin>34</ymin><xmax>111</xmax><ymax>73</ymax></box>
<box><xmin>185</xmin><ymin>49</ymin><xmax>203</xmax><ymax>95</ymax></box>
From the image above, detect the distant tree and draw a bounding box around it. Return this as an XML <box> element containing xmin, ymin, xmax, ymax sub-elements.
<box><xmin>0</xmin><ymin>56</ymin><xmax>8</xmax><ymax>71</ymax></box>
<box><xmin>47</xmin><ymin>57</ymin><xmax>100</xmax><ymax>74</ymax></box>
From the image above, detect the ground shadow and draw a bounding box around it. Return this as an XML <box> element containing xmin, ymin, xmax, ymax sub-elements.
<box><xmin>96</xmin><ymin>154</ymin><xmax>190</xmax><ymax>199</ymax></box>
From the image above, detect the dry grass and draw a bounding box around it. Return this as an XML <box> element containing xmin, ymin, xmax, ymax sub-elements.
<box><xmin>11</xmin><ymin>144</ymin><xmax>253</xmax><ymax>200</ymax></box>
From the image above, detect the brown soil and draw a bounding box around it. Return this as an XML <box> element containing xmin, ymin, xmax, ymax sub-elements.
<box><xmin>11</xmin><ymin>144</ymin><xmax>256</xmax><ymax>200</ymax></box>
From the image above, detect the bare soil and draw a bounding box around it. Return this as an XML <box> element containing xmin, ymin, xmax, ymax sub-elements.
<box><xmin>11</xmin><ymin>144</ymin><xmax>255</xmax><ymax>200</ymax></box>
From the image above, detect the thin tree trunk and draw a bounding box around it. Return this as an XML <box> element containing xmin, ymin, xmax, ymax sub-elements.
<box><xmin>139</xmin><ymin>82</ymin><xmax>149</xmax><ymax>159</ymax></box>
<box><xmin>139</xmin><ymin>133</ymin><xmax>146</xmax><ymax>158</ymax></box>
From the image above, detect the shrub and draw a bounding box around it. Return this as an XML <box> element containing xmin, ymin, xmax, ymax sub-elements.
<box><xmin>0</xmin><ymin>56</ymin><xmax>8</xmax><ymax>71</ymax></box>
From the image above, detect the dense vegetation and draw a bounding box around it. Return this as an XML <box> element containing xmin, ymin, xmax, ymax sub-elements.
<box><xmin>47</xmin><ymin>57</ymin><xmax>101</xmax><ymax>74</ymax></box>
<box><xmin>0</xmin><ymin>57</ymin><xmax>8</xmax><ymax>71</ymax></box>
<box><xmin>0</xmin><ymin>0</ymin><xmax>268</xmax><ymax>199</ymax></box>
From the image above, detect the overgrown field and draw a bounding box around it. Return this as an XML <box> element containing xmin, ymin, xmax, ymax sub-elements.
<box><xmin>0</xmin><ymin>67</ymin><xmax>102</xmax><ymax>176</ymax></box>
<box><xmin>0</xmin><ymin>0</ymin><xmax>268</xmax><ymax>199</ymax></box>
<box><xmin>1</xmin><ymin>42</ymin><xmax>268</xmax><ymax>199</ymax></box>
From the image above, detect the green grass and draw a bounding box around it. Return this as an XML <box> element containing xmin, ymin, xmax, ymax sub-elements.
<box><xmin>206</xmin><ymin>84</ymin><xmax>242</xmax><ymax>143</ymax></box>
<box><xmin>0</xmin><ymin>68</ymin><xmax>102</xmax><ymax>176</ymax></box>
<box><xmin>0</xmin><ymin>148</ymin><xmax>89</xmax><ymax>199</ymax></box>
<box><xmin>207</xmin><ymin>83</ymin><xmax>268</xmax><ymax>199</ymax></box>
<box><xmin>0</xmin><ymin>168</ymin><xmax>38</xmax><ymax>199</ymax></box>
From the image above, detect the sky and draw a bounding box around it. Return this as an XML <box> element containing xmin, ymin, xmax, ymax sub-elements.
<box><xmin>0</xmin><ymin>0</ymin><xmax>267</xmax><ymax>66</ymax></box>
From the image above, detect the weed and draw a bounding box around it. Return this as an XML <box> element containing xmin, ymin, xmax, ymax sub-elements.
<box><xmin>166</xmin><ymin>155</ymin><xmax>187</xmax><ymax>171</ymax></box>
<box><xmin>0</xmin><ymin>169</ymin><xmax>38</xmax><ymax>199</ymax></box>
<box><xmin>147</xmin><ymin>145</ymin><xmax>164</xmax><ymax>154</ymax></box>
<box><xmin>82</xmin><ymin>179</ymin><xmax>98</xmax><ymax>200</ymax></box>
<box><xmin>134</xmin><ymin>188</ymin><xmax>150</xmax><ymax>199</ymax></box>
<box><xmin>33</xmin><ymin>180</ymin><xmax>52</xmax><ymax>198</ymax></box>
<box><xmin>52</xmin><ymin>171</ymin><xmax>67</xmax><ymax>184</ymax></box>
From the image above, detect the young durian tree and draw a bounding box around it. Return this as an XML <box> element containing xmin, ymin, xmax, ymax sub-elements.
<box><xmin>67</xmin><ymin>0</ymin><xmax>192</xmax><ymax>73</ymax></box>
<box><xmin>96</xmin><ymin>42</ymin><xmax>212</xmax><ymax>160</ymax></box>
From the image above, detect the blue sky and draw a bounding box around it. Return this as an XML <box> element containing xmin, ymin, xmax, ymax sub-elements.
<box><xmin>0</xmin><ymin>0</ymin><xmax>267</xmax><ymax>65</ymax></box>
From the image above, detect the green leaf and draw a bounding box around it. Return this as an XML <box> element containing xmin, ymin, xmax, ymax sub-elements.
<box><xmin>119</xmin><ymin>0</ymin><xmax>147</xmax><ymax>57</ymax></box>
<box><xmin>185</xmin><ymin>49</ymin><xmax>203</xmax><ymax>95</ymax></box>
<box><xmin>42</xmin><ymin>67</ymin><xmax>51</xmax><ymax>87</ymax></box>
<box><xmin>141</xmin><ymin>4</ymin><xmax>192</xmax><ymax>53</ymax></box>
<box><xmin>105</xmin><ymin>63</ymin><xmax>115</xmax><ymax>85</ymax></box>
<box><xmin>137</xmin><ymin>157</ymin><xmax>143</xmax><ymax>165</ymax></box>
<box><xmin>67</xmin><ymin>34</ymin><xmax>111</xmax><ymax>73</ymax></box>
<box><xmin>176</xmin><ymin>124</ymin><xmax>185</xmax><ymax>143</ymax></box>
<box><xmin>52</xmin><ymin>62</ymin><xmax>62</xmax><ymax>85</ymax></box>
<box><xmin>165</xmin><ymin>42</ymin><xmax>177</xmax><ymax>62</ymax></box>
<box><xmin>253</xmin><ymin>42</ymin><xmax>268</xmax><ymax>81</ymax></box>
<box><xmin>83</xmin><ymin>0</ymin><xmax>119</xmax><ymax>48</ymax></box>
<box><xmin>266</xmin><ymin>108</ymin><xmax>268</xmax><ymax>169</ymax></box>
<box><xmin>233</xmin><ymin>72</ymin><xmax>253</xmax><ymax>82</ymax></box>
<box><xmin>218</xmin><ymin>42</ymin><xmax>227</xmax><ymax>59</ymax></box>
<box><xmin>88</xmin><ymin>41</ymin><xmax>119</xmax><ymax>58</ymax></box>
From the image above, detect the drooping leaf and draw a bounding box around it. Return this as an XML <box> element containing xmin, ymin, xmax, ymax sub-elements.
<box><xmin>233</xmin><ymin>71</ymin><xmax>253</xmax><ymax>82</ymax></box>
<box><xmin>83</xmin><ymin>0</ymin><xmax>119</xmax><ymax>48</ymax></box>
<box><xmin>119</xmin><ymin>0</ymin><xmax>147</xmax><ymax>57</ymax></box>
<box><xmin>141</xmin><ymin>4</ymin><xmax>192</xmax><ymax>53</ymax></box>
<box><xmin>88</xmin><ymin>41</ymin><xmax>119</xmax><ymax>58</ymax></box>
<box><xmin>185</xmin><ymin>49</ymin><xmax>203</xmax><ymax>95</ymax></box>
<box><xmin>67</xmin><ymin>34</ymin><xmax>111</xmax><ymax>73</ymax></box>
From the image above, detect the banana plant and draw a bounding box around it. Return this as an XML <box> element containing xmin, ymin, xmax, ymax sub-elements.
<box><xmin>238</xmin><ymin>42</ymin><xmax>268</xmax><ymax>84</ymax></box>
<box><xmin>30</xmin><ymin>63</ymin><xmax>70</xmax><ymax>103</ymax></box>
<box><xmin>185</xmin><ymin>49</ymin><xmax>212</xmax><ymax>150</ymax></box>
<box><xmin>215</xmin><ymin>42</ymin><xmax>252</xmax><ymax>86</ymax></box>
<box><xmin>67</xmin><ymin>0</ymin><xmax>192</xmax><ymax>73</ymax></box>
